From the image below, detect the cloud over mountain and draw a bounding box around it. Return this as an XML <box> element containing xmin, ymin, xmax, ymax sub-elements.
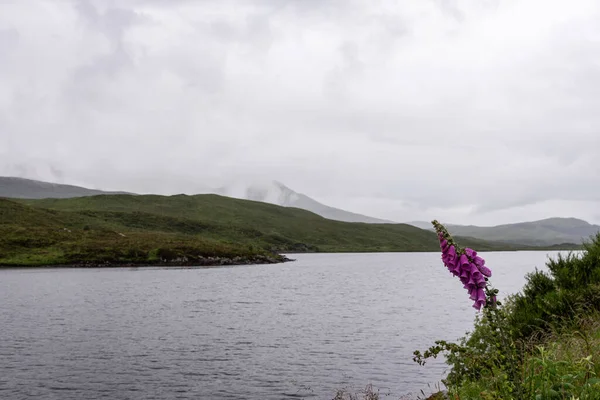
<box><xmin>1</xmin><ymin>0</ymin><xmax>599</xmax><ymax>225</ymax></box>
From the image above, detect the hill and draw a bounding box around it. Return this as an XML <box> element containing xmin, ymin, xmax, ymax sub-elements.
<box><xmin>0</xmin><ymin>176</ymin><xmax>129</xmax><ymax>199</ymax></box>
<box><xmin>408</xmin><ymin>218</ymin><xmax>600</xmax><ymax>246</ymax></box>
<box><xmin>215</xmin><ymin>180</ymin><xmax>392</xmax><ymax>223</ymax></box>
<box><xmin>0</xmin><ymin>197</ymin><xmax>288</xmax><ymax>267</ymax></box>
<box><xmin>0</xmin><ymin>176</ymin><xmax>392</xmax><ymax>224</ymax></box>
<box><xmin>0</xmin><ymin>194</ymin><xmax>549</xmax><ymax>267</ymax></box>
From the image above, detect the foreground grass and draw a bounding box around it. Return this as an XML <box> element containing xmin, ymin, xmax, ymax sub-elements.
<box><xmin>453</xmin><ymin>312</ymin><xmax>600</xmax><ymax>399</ymax></box>
<box><xmin>525</xmin><ymin>315</ymin><xmax>600</xmax><ymax>398</ymax></box>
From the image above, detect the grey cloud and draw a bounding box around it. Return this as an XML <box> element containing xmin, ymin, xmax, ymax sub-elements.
<box><xmin>62</xmin><ymin>2</ymin><xmax>146</xmax><ymax>111</ymax></box>
<box><xmin>0</xmin><ymin>27</ymin><xmax>19</xmax><ymax>51</ymax></box>
<box><xmin>75</xmin><ymin>0</ymin><xmax>143</xmax><ymax>37</ymax></box>
<box><xmin>0</xmin><ymin>0</ymin><xmax>599</xmax><ymax>225</ymax></box>
<box><xmin>434</xmin><ymin>0</ymin><xmax>465</xmax><ymax>22</ymax></box>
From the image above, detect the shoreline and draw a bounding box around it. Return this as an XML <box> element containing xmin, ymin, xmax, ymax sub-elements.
<box><xmin>0</xmin><ymin>255</ymin><xmax>296</xmax><ymax>270</ymax></box>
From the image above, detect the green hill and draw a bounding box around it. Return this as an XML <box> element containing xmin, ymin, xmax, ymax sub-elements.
<box><xmin>0</xmin><ymin>197</ymin><xmax>288</xmax><ymax>267</ymax></box>
<box><xmin>1</xmin><ymin>194</ymin><xmax>572</xmax><ymax>267</ymax></box>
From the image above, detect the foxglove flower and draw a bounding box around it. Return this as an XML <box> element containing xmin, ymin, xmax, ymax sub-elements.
<box><xmin>432</xmin><ymin>220</ymin><xmax>493</xmax><ymax>311</ymax></box>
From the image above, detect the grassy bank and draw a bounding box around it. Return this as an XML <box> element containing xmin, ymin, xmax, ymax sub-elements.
<box><xmin>0</xmin><ymin>198</ymin><xmax>287</xmax><ymax>267</ymax></box>
<box><xmin>452</xmin><ymin>313</ymin><xmax>600</xmax><ymax>399</ymax></box>
<box><xmin>1</xmin><ymin>194</ymin><xmax>582</xmax><ymax>267</ymax></box>
<box><xmin>417</xmin><ymin>233</ymin><xmax>600</xmax><ymax>399</ymax></box>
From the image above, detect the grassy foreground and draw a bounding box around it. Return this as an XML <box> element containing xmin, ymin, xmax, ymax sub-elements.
<box><xmin>417</xmin><ymin>233</ymin><xmax>600</xmax><ymax>400</ymax></box>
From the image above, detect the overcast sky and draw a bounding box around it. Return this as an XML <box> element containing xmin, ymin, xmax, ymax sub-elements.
<box><xmin>1</xmin><ymin>0</ymin><xmax>599</xmax><ymax>225</ymax></box>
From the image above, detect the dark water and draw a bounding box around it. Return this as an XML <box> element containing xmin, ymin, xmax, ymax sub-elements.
<box><xmin>0</xmin><ymin>251</ymin><xmax>564</xmax><ymax>399</ymax></box>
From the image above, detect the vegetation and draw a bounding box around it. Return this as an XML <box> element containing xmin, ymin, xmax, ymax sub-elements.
<box><xmin>415</xmin><ymin>229</ymin><xmax>600</xmax><ymax>399</ymax></box>
<box><xmin>0</xmin><ymin>198</ymin><xmax>285</xmax><ymax>266</ymax></box>
<box><xmin>1</xmin><ymin>194</ymin><xmax>578</xmax><ymax>267</ymax></box>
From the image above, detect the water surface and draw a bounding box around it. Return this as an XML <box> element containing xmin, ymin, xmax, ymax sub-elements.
<box><xmin>0</xmin><ymin>251</ymin><xmax>563</xmax><ymax>399</ymax></box>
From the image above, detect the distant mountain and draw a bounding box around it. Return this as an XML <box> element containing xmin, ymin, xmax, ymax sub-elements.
<box><xmin>1</xmin><ymin>176</ymin><xmax>392</xmax><ymax>224</ymax></box>
<box><xmin>214</xmin><ymin>180</ymin><xmax>393</xmax><ymax>224</ymax></box>
<box><xmin>408</xmin><ymin>218</ymin><xmax>600</xmax><ymax>246</ymax></box>
<box><xmin>406</xmin><ymin>221</ymin><xmax>434</xmax><ymax>230</ymax></box>
<box><xmin>0</xmin><ymin>177</ymin><xmax>129</xmax><ymax>199</ymax></box>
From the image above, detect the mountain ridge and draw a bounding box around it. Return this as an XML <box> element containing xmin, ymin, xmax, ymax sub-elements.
<box><xmin>0</xmin><ymin>176</ymin><xmax>130</xmax><ymax>199</ymax></box>
<box><xmin>0</xmin><ymin>176</ymin><xmax>391</xmax><ymax>224</ymax></box>
<box><xmin>407</xmin><ymin>218</ymin><xmax>600</xmax><ymax>246</ymax></box>
<box><xmin>215</xmin><ymin>180</ymin><xmax>393</xmax><ymax>224</ymax></box>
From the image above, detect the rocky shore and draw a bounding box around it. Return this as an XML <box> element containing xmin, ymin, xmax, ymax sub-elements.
<box><xmin>1</xmin><ymin>254</ymin><xmax>295</xmax><ymax>269</ymax></box>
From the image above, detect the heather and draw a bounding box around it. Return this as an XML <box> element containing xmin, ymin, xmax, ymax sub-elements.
<box><xmin>415</xmin><ymin>221</ymin><xmax>600</xmax><ymax>399</ymax></box>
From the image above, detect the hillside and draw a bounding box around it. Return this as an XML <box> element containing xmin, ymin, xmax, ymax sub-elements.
<box><xmin>215</xmin><ymin>180</ymin><xmax>392</xmax><ymax>223</ymax></box>
<box><xmin>17</xmin><ymin>194</ymin><xmax>442</xmax><ymax>253</ymax></box>
<box><xmin>0</xmin><ymin>176</ymin><xmax>129</xmax><ymax>199</ymax></box>
<box><xmin>408</xmin><ymin>218</ymin><xmax>600</xmax><ymax>246</ymax></box>
<box><xmin>0</xmin><ymin>176</ymin><xmax>392</xmax><ymax>224</ymax></box>
<box><xmin>0</xmin><ymin>198</ymin><xmax>287</xmax><ymax>267</ymax></box>
<box><xmin>0</xmin><ymin>194</ymin><xmax>551</xmax><ymax>267</ymax></box>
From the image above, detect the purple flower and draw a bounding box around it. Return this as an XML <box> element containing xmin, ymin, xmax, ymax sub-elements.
<box><xmin>440</xmin><ymin>238</ymin><xmax>449</xmax><ymax>252</ymax></box>
<box><xmin>432</xmin><ymin>220</ymin><xmax>494</xmax><ymax>311</ymax></box>
<box><xmin>465</xmin><ymin>250</ymin><xmax>492</xmax><ymax>278</ymax></box>
<box><xmin>441</xmin><ymin>245</ymin><xmax>459</xmax><ymax>275</ymax></box>
<box><xmin>479</xmin><ymin>265</ymin><xmax>492</xmax><ymax>277</ymax></box>
<box><xmin>473</xmin><ymin>255</ymin><xmax>485</xmax><ymax>267</ymax></box>
<box><xmin>473</xmin><ymin>288</ymin><xmax>486</xmax><ymax>310</ymax></box>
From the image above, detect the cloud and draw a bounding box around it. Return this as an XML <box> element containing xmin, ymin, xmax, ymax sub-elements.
<box><xmin>0</xmin><ymin>0</ymin><xmax>599</xmax><ymax>224</ymax></box>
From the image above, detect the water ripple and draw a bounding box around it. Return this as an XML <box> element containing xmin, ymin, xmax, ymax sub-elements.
<box><xmin>0</xmin><ymin>251</ymin><xmax>561</xmax><ymax>399</ymax></box>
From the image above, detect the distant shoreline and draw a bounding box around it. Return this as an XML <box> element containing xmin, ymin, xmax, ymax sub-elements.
<box><xmin>1</xmin><ymin>247</ymin><xmax>583</xmax><ymax>270</ymax></box>
<box><xmin>282</xmin><ymin>246</ymin><xmax>582</xmax><ymax>255</ymax></box>
<box><xmin>0</xmin><ymin>255</ymin><xmax>295</xmax><ymax>269</ymax></box>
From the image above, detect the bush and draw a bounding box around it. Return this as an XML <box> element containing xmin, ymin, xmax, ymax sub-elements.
<box><xmin>415</xmin><ymin>230</ymin><xmax>600</xmax><ymax>399</ymax></box>
<box><xmin>508</xmin><ymin>233</ymin><xmax>600</xmax><ymax>340</ymax></box>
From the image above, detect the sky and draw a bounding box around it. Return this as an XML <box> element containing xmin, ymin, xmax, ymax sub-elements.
<box><xmin>1</xmin><ymin>0</ymin><xmax>599</xmax><ymax>225</ymax></box>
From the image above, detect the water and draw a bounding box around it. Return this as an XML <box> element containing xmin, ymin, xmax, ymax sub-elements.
<box><xmin>0</xmin><ymin>251</ymin><xmax>565</xmax><ymax>399</ymax></box>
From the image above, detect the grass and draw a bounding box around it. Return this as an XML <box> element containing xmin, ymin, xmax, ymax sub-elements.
<box><xmin>17</xmin><ymin>194</ymin><xmax>573</xmax><ymax>251</ymax></box>
<box><xmin>16</xmin><ymin>194</ymin><xmax>450</xmax><ymax>252</ymax></box>
<box><xmin>521</xmin><ymin>315</ymin><xmax>600</xmax><ymax>399</ymax></box>
<box><xmin>448</xmin><ymin>312</ymin><xmax>600</xmax><ymax>399</ymax></box>
<box><xmin>0</xmin><ymin>198</ymin><xmax>285</xmax><ymax>266</ymax></box>
<box><xmin>1</xmin><ymin>194</ymin><xmax>575</xmax><ymax>267</ymax></box>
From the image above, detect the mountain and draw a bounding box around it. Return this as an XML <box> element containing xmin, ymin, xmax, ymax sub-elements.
<box><xmin>0</xmin><ymin>177</ymin><xmax>129</xmax><ymax>199</ymax></box>
<box><xmin>215</xmin><ymin>180</ymin><xmax>392</xmax><ymax>224</ymax></box>
<box><xmin>1</xmin><ymin>176</ymin><xmax>391</xmax><ymax>224</ymax></box>
<box><xmin>406</xmin><ymin>221</ymin><xmax>434</xmax><ymax>230</ymax></box>
<box><xmin>408</xmin><ymin>218</ymin><xmax>600</xmax><ymax>246</ymax></box>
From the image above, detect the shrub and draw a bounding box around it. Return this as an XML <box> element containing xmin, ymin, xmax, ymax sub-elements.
<box><xmin>414</xmin><ymin>225</ymin><xmax>600</xmax><ymax>399</ymax></box>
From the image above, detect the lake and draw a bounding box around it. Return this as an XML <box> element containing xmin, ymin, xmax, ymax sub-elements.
<box><xmin>0</xmin><ymin>251</ymin><xmax>565</xmax><ymax>399</ymax></box>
